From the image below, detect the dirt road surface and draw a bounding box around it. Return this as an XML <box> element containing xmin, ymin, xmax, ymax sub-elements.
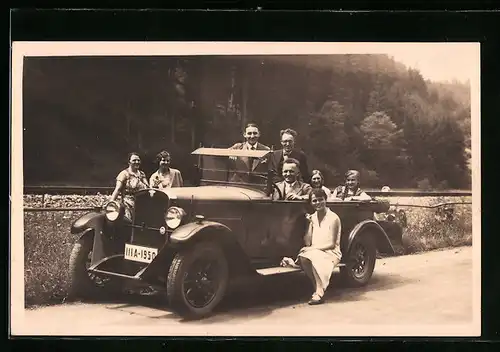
<box><xmin>16</xmin><ymin>246</ymin><xmax>478</xmax><ymax>336</ymax></box>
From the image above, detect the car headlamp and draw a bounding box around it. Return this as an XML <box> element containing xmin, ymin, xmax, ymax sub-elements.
<box><xmin>165</xmin><ymin>206</ymin><xmax>186</xmax><ymax>229</ymax></box>
<box><xmin>104</xmin><ymin>201</ymin><xmax>122</xmax><ymax>221</ymax></box>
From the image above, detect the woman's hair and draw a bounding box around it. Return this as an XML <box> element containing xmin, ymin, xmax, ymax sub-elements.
<box><xmin>345</xmin><ymin>169</ymin><xmax>360</xmax><ymax>181</ymax></box>
<box><xmin>128</xmin><ymin>152</ymin><xmax>141</xmax><ymax>161</ymax></box>
<box><xmin>309</xmin><ymin>188</ymin><xmax>328</xmax><ymax>202</ymax></box>
<box><xmin>341</xmin><ymin>169</ymin><xmax>361</xmax><ymax>199</ymax></box>
<box><xmin>311</xmin><ymin>169</ymin><xmax>325</xmax><ymax>187</ymax></box>
<box><xmin>156</xmin><ymin>150</ymin><xmax>171</xmax><ymax>163</ymax></box>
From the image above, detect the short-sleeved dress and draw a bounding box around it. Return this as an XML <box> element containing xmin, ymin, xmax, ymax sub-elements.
<box><xmin>298</xmin><ymin>208</ymin><xmax>342</xmax><ymax>291</ymax></box>
<box><xmin>116</xmin><ymin>168</ymin><xmax>148</xmax><ymax>220</ymax></box>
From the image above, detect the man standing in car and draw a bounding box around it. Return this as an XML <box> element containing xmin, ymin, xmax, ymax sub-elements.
<box><xmin>269</xmin><ymin>128</ymin><xmax>310</xmax><ymax>183</ymax></box>
<box><xmin>228</xmin><ymin>123</ymin><xmax>270</xmax><ymax>183</ymax></box>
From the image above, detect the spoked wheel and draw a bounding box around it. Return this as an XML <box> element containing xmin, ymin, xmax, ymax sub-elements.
<box><xmin>340</xmin><ymin>234</ymin><xmax>377</xmax><ymax>287</ymax></box>
<box><xmin>68</xmin><ymin>233</ymin><xmax>120</xmax><ymax>299</ymax></box>
<box><xmin>183</xmin><ymin>258</ymin><xmax>221</xmax><ymax>309</ymax></box>
<box><xmin>167</xmin><ymin>241</ymin><xmax>229</xmax><ymax>319</ymax></box>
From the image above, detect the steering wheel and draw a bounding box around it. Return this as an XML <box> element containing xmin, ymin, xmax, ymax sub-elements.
<box><xmin>271</xmin><ymin>182</ymin><xmax>283</xmax><ymax>200</ymax></box>
<box><xmin>253</xmin><ymin>173</ymin><xmax>283</xmax><ymax>199</ymax></box>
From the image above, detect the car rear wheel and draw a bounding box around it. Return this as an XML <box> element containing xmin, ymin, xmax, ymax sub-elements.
<box><xmin>340</xmin><ymin>233</ymin><xmax>377</xmax><ymax>287</ymax></box>
<box><xmin>166</xmin><ymin>241</ymin><xmax>229</xmax><ymax>319</ymax></box>
<box><xmin>68</xmin><ymin>233</ymin><xmax>120</xmax><ymax>299</ymax></box>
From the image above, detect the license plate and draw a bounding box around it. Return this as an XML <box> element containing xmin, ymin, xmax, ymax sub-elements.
<box><xmin>124</xmin><ymin>243</ymin><xmax>158</xmax><ymax>263</ymax></box>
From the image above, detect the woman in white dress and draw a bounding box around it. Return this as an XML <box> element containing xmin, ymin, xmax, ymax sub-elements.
<box><xmin>281</xmin><ymin>188</ymin><xmax>342</xmax><ymax>305</ymax></box>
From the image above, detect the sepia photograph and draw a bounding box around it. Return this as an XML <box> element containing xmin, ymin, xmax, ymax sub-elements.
<box><xmin>10</xmin><ymin>41</ymin><xmax>480</xmax><ymax>337</ymax></box>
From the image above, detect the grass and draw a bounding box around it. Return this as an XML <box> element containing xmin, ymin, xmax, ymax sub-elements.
<box><xmin>22</xmin><ymin>194</ymin><xmax>473</xmax><ymax>308</ymax></box>
<box><xmin>397</xmin><ymin>197</ymin><xmax>473</xmax><ymax>254</ymax></box>
<box><xmin>24</xmin><ymin>210</ymin><xmax>88</xmax><ymax>307</ymax></box>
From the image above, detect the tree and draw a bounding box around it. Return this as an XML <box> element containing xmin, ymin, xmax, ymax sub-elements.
<box><xmin>298</xmin><ymin>100</ymin><xmax>351</xmax><ymax>183</ymax></box>
<box><xmin>359</xmin><ymin>111</ymin><xmax>407</xmax><ymax>187</ymax></box>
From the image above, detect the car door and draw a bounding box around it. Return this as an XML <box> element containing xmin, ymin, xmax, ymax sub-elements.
<box><xmin>244</xmin><ymin>198</ymin><xmax>311</xmax><ymax>265</ymax></box>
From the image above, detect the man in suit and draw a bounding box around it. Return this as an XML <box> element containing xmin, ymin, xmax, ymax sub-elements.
<box><xmin>272</xmin><ymin>158</ymin><xmax>312</xmax><ymax>200</ymax></box>
<box><xmin>228</xmin><ymin>123</ymin><xmax>270</xmax><ymax>184</ymax></box>
<box><xmin>269</xmin><ymin>128</ymin><xmax>310</xmax><ymax>183</ymax></box>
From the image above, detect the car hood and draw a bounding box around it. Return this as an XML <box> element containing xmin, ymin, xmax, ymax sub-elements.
<box><xmin>158</xmin><ymin>185</ymin><xmax>268</xmax><ymax>201</ymax></box>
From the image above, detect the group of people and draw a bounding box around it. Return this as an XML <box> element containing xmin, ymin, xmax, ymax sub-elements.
<box><xmin>109</xmin><ymin>150</ymin><xmax>184</xmax><ymax>220</ymax></box>
<box><xmin>229</xmin><ymin>123</ymin><xmax>371</xmax><ymax>203</ymax></box>
<box><xmin>108</xmin><ymin>122</ymin><xmax>373</xmax><ymax>305</ymax></box>
<box><xmin>229</xmin><ymin>123</ymin><xmax>373</xmax><ymax>305</ymax></box>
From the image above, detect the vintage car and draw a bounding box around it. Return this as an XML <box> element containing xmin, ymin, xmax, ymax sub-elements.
<box><xmin>68</xmin><ymin>148</ymin><xmax>403</xmax><ymax>319</ymax></box>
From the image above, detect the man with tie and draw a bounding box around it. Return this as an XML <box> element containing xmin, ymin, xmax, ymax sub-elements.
<box><xmin>272</xmin><ymin>158</ymin><xmax>312</xmax><ymax>200</ymax></box>
<box><xmin>228</xmin><ymin>123</ymin><xmax>270</xmax><ymax>183</ymax></box>
<box><xmin>269</xmin><ymin>128</ymin><xmax>310</xmax><ymax>183</ymax></box>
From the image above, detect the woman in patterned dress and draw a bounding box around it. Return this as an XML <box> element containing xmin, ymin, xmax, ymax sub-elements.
<box><xmin>331</xmin><ymin>169</ymin><xmax>371</xmax><ymax>201</ymax></box>
<box><xmin>109</xmin><ymin>152</ymin><xmax>149</xmax><ymax>221</ymax></box>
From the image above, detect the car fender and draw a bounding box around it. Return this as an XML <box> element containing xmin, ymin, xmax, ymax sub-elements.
<box><xmin>169</xmin><ymin>221</ymin><xmax>233</xmax><ymax>245</ymax></box>
<box><xmin>70</xmin><ymin>211</ymin><xmax>105</xmax><ymax>234</ymax></box>
<box><xmin>141</xmin><ymin>221</ymin><xmax>250</xmax><ymax>281</ymax></box>
<box><xmin>346</xmin><ymin>219</ymin><xmax>395</xmax><ymax>255</ymax></box>
<box><xmin>70</xmin><ymin>212</ymin><xmax>107</xmax><ymax>265</ymax></box>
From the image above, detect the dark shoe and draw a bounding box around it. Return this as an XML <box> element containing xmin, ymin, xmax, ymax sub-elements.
<box><xmin>308</xmin><ymin>293</ymin><xmax>324</xmax><ymax>305</ymax></box>
<box><xmin>139</xmin><ymin>286</ymin><xmax>159</xmax><ymax>296</ymax></box>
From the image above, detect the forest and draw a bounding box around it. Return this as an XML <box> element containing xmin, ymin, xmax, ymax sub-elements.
<box><xmin>22</xmin><ymin>54</ymin><xmax>472</xmax><ymax>190</ymax></box>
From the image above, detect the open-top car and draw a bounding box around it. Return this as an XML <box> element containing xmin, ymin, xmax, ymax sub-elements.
<box><xmin>68</xmin><ymin>147</ymin><xmax>403</xmax><ymax>319</ymax></box>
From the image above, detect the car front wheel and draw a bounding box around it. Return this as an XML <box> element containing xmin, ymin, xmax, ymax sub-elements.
<box><xmin>68</xmin><ymin>233</ymin><xmax>120</xmax><ymax>299</ymax></box>
<box><xmin>166</xmin><ymin>241</ymin><xmax>229</xmax><ymax>319</ymax></box>
<box><xmin>340</xmin><ymin>233</ymin><xmax>377</xmax><ymax>287</ymax></box>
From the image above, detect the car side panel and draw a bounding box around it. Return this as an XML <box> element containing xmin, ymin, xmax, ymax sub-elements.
<box><xmin>186</xmin><ymin>199</ymin><xmax>250</xmax><ymax>249</ymax></box>
<box><xmin>245</xmin><ymin>200</ymin><xmax>310</xmax><ymax>261</ymax></box>
<box><xmin>327</xmin><ymin>202</ymin><xmax>376</xmax><ymax>254</ymax></box>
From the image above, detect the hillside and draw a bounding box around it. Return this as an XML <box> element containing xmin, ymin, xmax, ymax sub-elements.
<box><xmin>22</xmin><ymin>54</ymin><xmax>471</xmax><ymax>189</ymax></box>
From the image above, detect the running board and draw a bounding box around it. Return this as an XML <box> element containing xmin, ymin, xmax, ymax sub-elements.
<box><xmin>90</xmin><ymin>268</ymin><xmax>142</xmax><ymax>280</ymax></box>
<box><xmin>256</xmin><ymin>263</ymin><xmax>345</xmax><ymax>276</ymax></box>
<box><xmin>256</xmin><ymin>267</ymin><xmax>301</xmax><ymax>276</ymax></box>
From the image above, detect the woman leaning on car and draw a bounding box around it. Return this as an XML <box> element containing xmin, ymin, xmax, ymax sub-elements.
<box><xmin>109</xmin><ymin>152</ymin><xmax>149</xmax><ymax>221</ymax></box>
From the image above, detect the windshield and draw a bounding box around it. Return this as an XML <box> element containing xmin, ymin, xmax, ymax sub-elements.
<box><xmin>192</xmin><ymin>148</ymin><xmax>271</xmax><ymax>190</ymax></box>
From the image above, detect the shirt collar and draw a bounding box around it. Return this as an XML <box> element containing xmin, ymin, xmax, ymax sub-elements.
<box><xmin>246</xmin><ymin>142</ymin><xmax>257</xmax><ymax>150</ymax></box>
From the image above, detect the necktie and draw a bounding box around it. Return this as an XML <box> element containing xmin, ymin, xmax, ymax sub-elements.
<box><xmin>283</xmin><ymin>151</ymin><xmax>289</xmax><ymax>161</ymax></box>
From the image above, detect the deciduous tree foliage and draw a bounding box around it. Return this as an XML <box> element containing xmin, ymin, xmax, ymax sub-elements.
<box><xmin>22</xmin><ymin>55</ymin><xmax>471</xmax><ymax>189</ymax></box>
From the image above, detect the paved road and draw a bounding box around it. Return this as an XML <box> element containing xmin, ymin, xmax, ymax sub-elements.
<box><xmin>17</xmin><ymin>246</ymin><xmax>476</xmax><ymax>336</ymax></box>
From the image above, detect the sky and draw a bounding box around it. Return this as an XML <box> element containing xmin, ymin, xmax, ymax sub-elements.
<box><xmin>13</xmin><ymin>41</ymin><xmax>479</xmax><ymax>84</ymax></box>
<box><xmin>380</xmin><ymin>43</ymin><xmax>478</xmax><ymax>83</ymax></box>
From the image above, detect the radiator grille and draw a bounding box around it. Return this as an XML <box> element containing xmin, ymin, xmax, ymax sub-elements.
<box><xmin>131</xmin><ymin>190</ymin><xmax>170</xmax><ymax>247</ymax></box>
